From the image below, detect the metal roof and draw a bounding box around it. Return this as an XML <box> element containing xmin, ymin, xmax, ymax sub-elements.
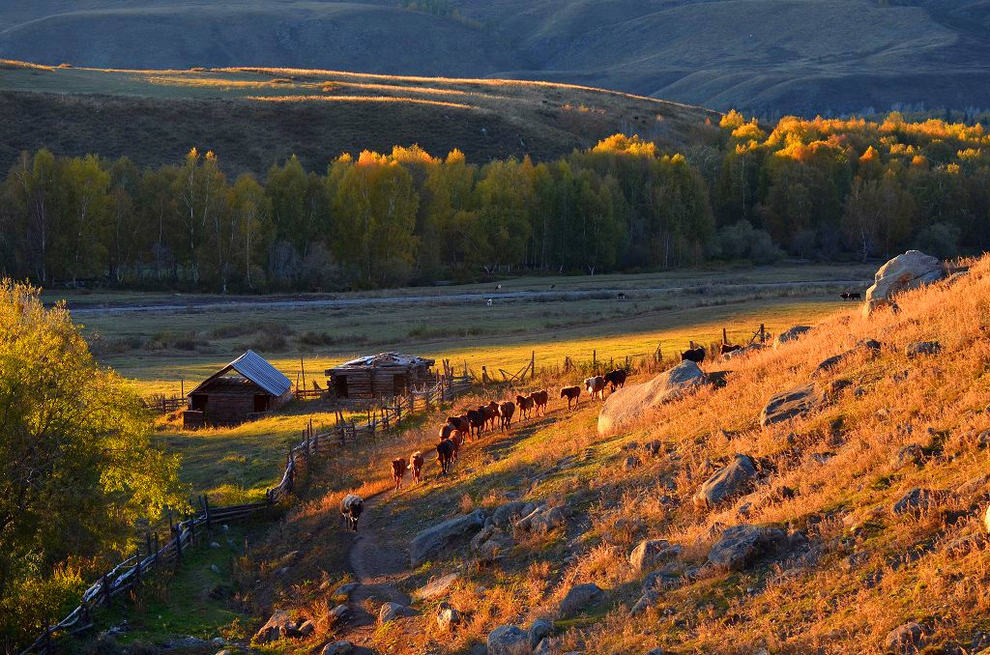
<box><xmin>335</xmin><ymin>352</ymin><xmax>435</xmax><ymax>369</ymax></box>
<box><xmin>189</xmin><ymin>350</ymin><xmax>292</xmax><ymax>397</ymax></box>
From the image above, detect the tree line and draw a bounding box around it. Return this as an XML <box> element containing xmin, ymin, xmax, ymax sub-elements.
<box><xmin>2</xmin><ymin>112</ymin><xmax>988</xmax><ymax>292</ymax></box>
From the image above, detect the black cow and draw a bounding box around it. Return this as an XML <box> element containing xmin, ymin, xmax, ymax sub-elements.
<box><xmin>340</xmin><ymin>494</ymin><xmax>364</xmax><ymax>531</ymax></box>
<box><xmin>603</xmin><ymin>369</ymin><xmax>627</xmax><ymax>391</ymax></box>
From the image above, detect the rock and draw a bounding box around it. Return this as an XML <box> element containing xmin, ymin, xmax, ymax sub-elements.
<box><xmin>598</xmin><ymin>361</ymin><xmax>708</xmax><ymax>435</ymax></box>
<box><xmin>165</xmin><ymin>636</ymin><xmax>209</xmax><ymax>648</ymax></box>
<box><xmin>707</xmin><ymin>525</ymin><xmax>788</xmax><ymax>571</ymax></box>
<box><xmin>255</xmin><ymin>609</ymin><xmax>300</xmax><ymax>643</ymax></box>
<box><xmin>488</xmin><ymin>501</ymin><xmax>535</xmax><ymax>528</ymax></box>
<box><xmin>329</xmin><ymin>604</ymin><xmax>350</xmax><ymax>623</ymax></box>
<box><xmin>210</xmin><ymin>541</ymin><xmax>221</xmax><ymax>549</ymax></box>
<box><xmin>858</xmin><ymin>338</ymin><xmax>883</xmax><ymax>351</ymax></box>
<box><xmin>297</xmin><ymin>620</ymin><xmax>315</xmax><ymax>636</ymax></box>
<box><xmin>643</xmin><ymin>566</ymin><xmax>684</xmax><ymax>593</ymax></box>
<box><xmin>379</xmin><ymin>602</ymin><xmax>416</xmax><ymax>623</ymax></box>
<box><xmin>410</xmin><ymin>509</ymin><xmax>487</xmax><ymax>567</ymax></box>
<box><xmin>628</xmin><ymin>539</ymin><xmax>678</xmax><ymax>572</ymax></box>
<box><xmin>623</xmin><ymin>455</ymin><xmax>640</xmax><ymax>470</ymax></box>
<box><xmin>437</xmin><ymin>602</ymin><xmax>461</xmax><ymax>631</ymax></box>
<box><xmin>891</xmin><ymin>445</ymin><xmax>924</xmax><ymax>469</ymax></box>
<box><xmin>322</xmin><ymin>641</ymin><xmax>354</xmax><ymax>655</ymax></box>
<box><xmin>413</xmin><ymin>573</ymin><xmax>460</xmax><ymax>601</ymax></box>
<box><xmin>977</xmin><ymin>430</ymin><xmax>990</xmax><ymax>448</ymax></box>
<box><xmin>631</xmin><ymin>590</ymin><xmax>659</xmax><ymax>615</ymax></box>
<box><xmin>883</xmin><ymin>622</ymin><xmax>926</xmax><ymax>654</ymax></box>
<box><xmin>558</xmin><ymin>582</ymin><xmax>605</xmax><ymax>617</ymax></box>
<box><xmin>812</xmin><ymin>352</ymin><xmax>849</xmax><ymax>377</ymax></box>
<box><xmin>760</xmin><ymin>383</ymin><xmax>822</xmax><ymax>427</ymax></box>
<box><xmin>646</xmin><ymin>650</ymin><xmax>666</xmax><ymax>655</ymax></box>
<box><xmin>865</xmin><ymin>250</ymin><xmax>944</xmax><ymax>315</ymax></box>
<box><xmin>515</xmin><ymin>506</ymin><xmax>566</xmax><ymax>534</ymax></box>
<box><xmin>985</xmin><ymin>505</ymin><xmax>990</xmax><ymax>534</ymax></box>
<box><xmin>534</xmin><ymin>638</ymin><xmax>553</xmax><ymax>655</ymax></box>
<box><xmin>773</xmin><ymin>325</ymin><xmax>811</xmax><ymax>349</ymax></box>
<box><xmin>487</xmin><ymin>625</ymin><xmax>529</xmax><ymax>655</ymax></box>
<box><xmin>891</xmin><ymin>488</ymin><xmax>942</xmax><ymax>515</ymax></box>
<box><xmin>331</xmin><ymin>582</ymin><xmax>360</xmax><ymax>600</ymax></box>
<box><xmin>906</xmin><ymin>341</ymin><xmax>941</xmax><ymax>358</ymax></box>
<box><xmin>693</xmin><ymin>454</ymin><xmax>757</xmax><ymax>508</ymax></box>
<box><xmin>529</xmin><ymin>618</ymin><xmax>554</xmax><ymax>648</ymax></box>
<box><xmin>471</xmin><ymin>526</ymin><xmax>516</xmax><ymax>560</ymax></box>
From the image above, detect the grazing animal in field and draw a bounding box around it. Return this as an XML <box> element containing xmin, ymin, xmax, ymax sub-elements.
<box><xmin>560</xmin><ymin>385</ymin><xmax>581</xmax><ymax>409</ymax></box>
<box><xmin>585</xmin><ymin>376</ymin><xmax>607</xmax><ymax>401</ymax></box>
<box><xmin>530</xmin><ymin>389</ymin><xmax>549</xmax><ymax>416</ymax></box>
<box><xmin>617</xmin><ymin>292</ymin><xmax>626</xmax><ymax>301</ymax></box>
<box><xmin>516</xmin><ymin>394</ymin><xmax>535</xmax><ymax>420</ymax></box>
<box><xmin>840</xmin><ymin>291</ymin><xmax>862</xmax><ymax>301</ymax></box>
<box><xmin>390</xmin><ymin>457</ymin><xmax>407</xmax><ymax>490</ymax></box>
<box><xmin>498</xmin><ymin>400</ymin><xmax>516</xmax><ymax>430</ymax></box>
<box><xmin>603</xmin><ymin>369</ymin><xmax>627</xmax><ymax>391</ymax></box>
<box><xmin>720</xmin><ymin>343</ymin><xmax>742</xmax><ymax>355</ymax></box>
<box><xmin>483</xmin><ymin>402</ymin><xmax>500</xmax><ymax>431</ymax></box>
<box><xmin>436</xmin><ymin>438</ymin><xmax>455</xmax><ymax>475</ymax></box>
<box><xmin>466</xmin><ymin>408</ymin><xmax>486</xmax><ymax>439</ymax></box>
<box><xmin>409</xmin><ymin>451</ymin><xmax>424</xmax><ymax>483</ymax></box>
<box><xmin>340</xmin><ymin>494</ymin><xmax>364</xmax><ymax>531</ymax></box>
<box><xmin>486</xmin><ymin>298</ymin><xmax>494</xmax><ymax>308</ymax></box>
<box><xmin>446</xmin><ymin>415</ymin><xmax>471</xmax><ymax>437</ymax></box>
<box><xmin>681</xmin><ymin>341</ymin><xmax>706</xmax><ymax>364</ymax></box>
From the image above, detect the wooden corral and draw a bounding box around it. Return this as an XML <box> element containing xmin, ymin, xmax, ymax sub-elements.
<box><xmin>183</xmin><ymin>350</ymin><xmax>292</xmax><ymax>428</ymax></box>
<box><xmin>326</xmin><ymin>352</ymin><xmax>435</xmax><ymax>399</ymax></box>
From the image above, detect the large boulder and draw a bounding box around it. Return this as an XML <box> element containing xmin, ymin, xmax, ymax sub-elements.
<box><xmin>413</xmin><ymin>573</ymin><xmax>460</xmax><ymax>601</ymax></box>
<box><xmin>410</xmin><ymin>509</ymin><xmax>487</xmax><ymax>567</ymax></box>
<box><xmin>707</xmin><ymin>525</ymin><xmax>788</xmax><ymax>571</ymax></box>
<box><xmin>322</xmin><ymin>642</ymin><xmax>354</xmax><ymax>655</ymax></box>
<box><xmin>773</xmin><ymin>325</ymin><xmax>811</xmax><ymax>349</ymax></box>
<box><xmin>255</xmin><ymin>609</ymin><xmax>304</xmax><ymax>643</ymax></box>
<box><xmin>864</xmin><ymin>250</ymin><xmax>944</xmax><ymax>316</ymax></box>
<box><xmin>883</xmin><ymin>622</ymin><xmax>927</xmax><ymax>654</ymax></box>
<box><xmin>760</xmin><ymin>383</ymin><xmax>821</xmax><ymax>427</ymax></box>
<box><xmin>487</xmin><ymin>625</ymin><xmax>529</xmax><ymax>655</ymax></box>
<box><xmin>598</xmin><ymin>361</ymin><xmax>708</xmax><ymax>435</ymax></box>
<box><xmin>558</xmin><ymin>582</ymin><xmax>605</xmax><ymax>617</ymax></box>
<box><xmin>692</xmin><ymin>454</ymin><xmax>757</xmax><ymax>509</ymax></box>
<box><xmin>515</xmin><ymin>506</ymin><xmax>566</xmax><ymax>534</ymax></box>
<box><xmin>628</xmin><ymin>539</ymin><xmax>679</xmax><ymax>573</ymax></box>
<box><xmin>528</xmin><ymin>619</ymin><xmax>554</xmax><ymax>648</ymax></box>
<box><xmin>891</xmin><ymin>488</ymin><xmax>943</xmax><ymax>515</ymax></box>
<box><xmin>378</xmin><ymin>602</ymin><xmax>417</xmax><ymax>623</ymax></box>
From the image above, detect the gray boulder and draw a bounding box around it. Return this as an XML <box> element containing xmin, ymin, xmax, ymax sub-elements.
<box><xmin>891</xmin><ymin>445</ymin><xmax>923</xmax><ymax>469</ymax></box>
<box><xmin>437</xmin><ymin>602</ymin><xmax>461</xmax><ymax>631</ymax></box>
<box><xmin>487</xmin><ymin>625</ymin><xmax>529</xmax><ymax>655</ymax></box>
<box><xmin>378</xmin><ymin>602</ymin><xmax>417</xmax><ymax>623</ymax></box>
<box><xmin>529</xmin><ymin>618</ymin><xmax>554</xmax><ymax>648</ymax></box>
<box><xmin>488</xmin><ymin>501</ymin><xmax>538</xmax><ymax>528</ymax></box>
<box><xmin>330</xmin><ymin>582</ymin><xmax>360</xmax><ymax>600</ymax></box>
<box><xmin>410</xmin><ymin>509</ymin><xmax>487</xmax><ymax>566</ymax></box>
<box><xmin>891</xmin><ymin>488</ymin><xmax>943</xmax><ymax>515</ymax></box>
<box><xmin>761</xmin><ymin>383</ymin><xmax>821</xmax><ymax>427</ymax></box>
<box><xmin>906</xmin><ymin>341</ymin><xmax>941</xmax><ymax>358</ymax></box>
<box><xmin>630</xmin><ymin>590</ymin><xmax>659</xmax><ymax>616</ymax></box>
<box><xmin>883</xmin><ymin>622</ymin><xmax>927</xmax><ymax>654</ymax></box>
<box><xmin>558</xmin><ymin>582</ymin><xmax>605</xmax><ymax>617</ymax></box>
<box><xmin>322</xmin><ymin>642</ymin><xmax>354</xmax><ymax>655</ymax></box>
<box><xmin>471</xmin><ymin>526</ymin><xmax>516</xmax><ymax>560</ymax></box>
<box><xmin>773</xmin><ymin>325</ymin><xmax>811</xmax><ymax>349</ymax></box>
<box><xmin>413</xmin><ymin>572</ymin><xmax>459</xmax><ymax>601</ymax></box>
<box><xmin>707</xmin><ymin>525</ymin><xmax>788</xmax><ymax>571</ymax></box>
<box><xmin>515</xmin><ymin>505</ymin><xmax>566</xmax><ymax>534</ymax></box>
<box><xmin>628</xmin><ymin>539</ymin><xmax>678</xmax><ymax>572</ymax></box>
<box><xmin>255</xmin><ymin>609</ymin><xmax>303</xmax><ymax>643</ymax></box>
<box><xmin>598</xmin><ymin>361</ymin><xmax>708</xmax><ymax>435</ymax></box>
<box><xmin>693</xmin><ymin>454</ymin><xmax>757</xmax><ymax>508</ymax></box>
<box><xmin>865</xmin><ymin>250</ymin><xmax>943</xmax><ymax>316</ymax></box>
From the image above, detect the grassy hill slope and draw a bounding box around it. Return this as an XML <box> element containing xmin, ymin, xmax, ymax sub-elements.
<box><xmin>0</xmin><ymin>61</ymin><xmax>718</xmax><ymax>175</ymax></box>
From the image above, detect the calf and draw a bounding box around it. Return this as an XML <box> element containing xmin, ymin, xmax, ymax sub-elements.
<box><xmin>530</xmin><ymin>390</ymin><xmax>549</xmax><ymax>416</ymax></box>
<box><xmin>560</xmin><ymin>385</ymin><xmax>581</xmax><ymax>409</ymax></box>
<box><xmin>498</xmin><ymin>400</ymin><xmax>516</xmax><ymax>430</ymax></box>
<box><xmin>603</xmin><ymin>369</ymin><xmax>627</xmax><ymax>392</ymax></box>
<box><xmin>466</xmin><ymin>408</ymin><xmax>486</xmax><ymax>439</ymax></box>
<box><xmin>516</xmin><ymin>394</ymin><xmax>535</xmax><ymax>420</ymax></box>
<box><xmin>390</xmin><ymin>457</ymin><xmax>407</xmax><ymax>491</ymax></box>
<box><xmin>340</xmin><ymin>494</ymin><xmax>364</xmax><ymax>531</ymax></box>
<box><xmin>409</xmin><ymin>451</ymin><xmax>424</xmax><ymax>483</ymax></box>
<box><xmin>436</xmin><ymin>438</ymin><xmax>455</xmax><ymax>476</ymax></box>
<box><xmin>585</xmin><ymin>376</ymin><xmax>607</xmax><ymax>401</ymax></box>
<box><xmin>681</xmin><ymin>340</ymin><xmax>706</xmax><ymax>364</ymax></box>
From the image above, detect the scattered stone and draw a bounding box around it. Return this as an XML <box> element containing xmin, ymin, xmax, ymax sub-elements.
<box><xmin>858</xmin><ymin>338</ymin><xmax>883</xmax><ymax>351</ymax></box>
<box><xmin>487</xmin><ymin>625</ymin><xmax>529</xmax><ymax>655</ymax></box>
<box><xmin>707</xmin><ymin>525</ymin><xmax>788</xmax><ymax>571</ymax></box>
<box><xmin>515</xmin><ymin>505</ymin><xmax>567</xmax><ymax>534</ymax></box>
<box><xmin>623</xmin><ymin>455</ymin><xmax>640</xmax><ymax>470</ymax></box>
<box><xmin>812</xmin><ymin>352</ymin><xmax>849</xmax><ymax>377</ymax></box>
<box><xmin>598</xmin><ymin>360</ymin><xmax>709</xmax><ymax>435</ymax></box>
<box><xmin>906</xmin><ymin>341</ymin><xmax>941</xmax><ymax>358</ymax></box>
<box><xmin>810</xmin><ymin>451</ymin><xmax>836</xmax><ymax>464</ymax></box>
<box><xmin>977</xmin><ymin>430</ymin><xmax>990</xmax><ymax>448</ymax></box>
<box><xmin>883</xmin><ymin>622</ymin><xmax>927</xmax><ymax>654</ymax></box>
<box><xmin>488</xmin><ymin>501</ymin><xmax>536</xmax><ymax>529</ymax></box>
<box><xmin>864</xmin><ymin>250</ymin><xmax>944</xmax><ymax>316</ymax></box>
<box><xmin>761</xmin><ymin>383</ymin><xmax>822</xmax><ymax>427</ymax></box>
<box><xmin>209</xmin><ymin>541</ymin><xmax>221</xmax><ymax>549</ymax></box>
<box><xmin>329</xmin><ymin>604</ymin><xmax>350</xmax><ymax>623</ymax></box>
<box><xmin>558</xmin><ymin>583</ymin><xmax>605</xmax><ymax>617</ymax></box>
<box><xmin>413</xmin><ymin>573</ymin><xmax>460</xmax><ymax>601</ymax></box>
<box><xmin>628</xmin><ymin>539</ymin><xmax>678</xmax><ymax>572</ymax></box>
<box><xmin>379</xmin><ymin>602</ymin><xmax>417</xmax><ymax>623</ymax></box>
<box><xmin>642</xmin><ymin>440</ymin><xmax>663</xmax><ymax>457</ymax></box>
<box><xmin>891</xmin><ymin>488</ymin><xmax>943</xmax><ymax>515</ymax></box>
<box><xmin>773</xmin><ymin>325</ymin><xmax>811</xmax><ymax>349</ymax></box>
<box><xmin>410</xmin><ymin>509</ymin><xmax>487</xmax><ymax>567</ymax></box>
<box><xmin>331</xmin><ymin>582</ymin><xmax>360</xmax><ymax>600</ymax></box>
<box><xmin>322</xmin><ymin>641</ymin><xmax>354</xmax><ymax>655</ymax></box>
<box><xmin>255</xmin><ymin>609</ymin><xmax>302</xmax><ymax>643</ymax></box>
<box><xmin>437</xmin><ymin>602</ymin><xmax>461</xmax><ymax>631</ymax></box>
<box><xmin>471</xmin><ymin>525</ymin><xmax>516</xmax><ymax>560</ymax></box>
<box><xmin>297</xmin><ymin>620</ymin><xmax>315</xmax><ymax>637</ymax></box>
<box><xmin>891</xmin><ymin>445</ymin><xmax>924</xmax><ymax>469</ymax></box>
<box><xmin>693</xmin><ymin>454</ymin><xmax>757</xmax><ymax>509</ymax></box>
<box><xmin>631</xmin><ymin>590</ymin><xmax>659</xmax><ymax>616</ymax></box>
<box><xmin>529</xmin><ymin>618</ymin><xmax>554</xmax><ymax>647</ymax></box>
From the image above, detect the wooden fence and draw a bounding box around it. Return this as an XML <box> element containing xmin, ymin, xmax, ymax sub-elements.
<box><xmin>141</xmin><ymin>394</ymin><xmax>186</xmax><ymax>415</ymax></box>
<box><xmin>20</xmin><ymin>373</ymin><xmax>471</xmax><ymax>655</ymax></box>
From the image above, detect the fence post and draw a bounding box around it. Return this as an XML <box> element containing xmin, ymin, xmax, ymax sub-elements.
<box><xmin>146</xmin><ymin>532</ymin><xmax>152</xmax><ymax>559</ymax></box>
<box><xmin>134</xmin><ymin>550</ymin><xmax>142</xmax><ymax>587</ymax></box>
<box><xmin>103</xmin><ymin>573</ymin><xmax>112</xmax><ymax>606</ymax></box>
<box><xmin>174</xmin><ymin>528</ymin><xmax>182</xmax><ymax>565</ymax></box>
<box><xmin>203</xmin><ymin>495</ymin><xmax>211</xmax><ymax>528</ymax></box>
<box><xmin>153</xmin><ymin>533</ymin><xmax>159</xmax><ymax>567</ymax></box>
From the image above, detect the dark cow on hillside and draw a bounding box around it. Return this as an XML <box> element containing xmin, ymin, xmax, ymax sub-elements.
<box><xmin>603</xmin><ymin>369</ymin><xmax>627</xmax><ymax>392</ymax></box>
<box><xmin>840</xmin><ymin>291</ymin><xmax>862</xmax><ymax>301</ymax></box>
<box><xmin>409</xmin><ymin>451</ymin><xmax>424</xmax><ymax>483</ymax></box>
<box><xmin>390</xmin><ymin>457</ymin><xmax>407</xmax><ymax>491</ymax></box>
<box><xmin>585</xmin><ymin>376</ymin><xmax>607</xmax><ymax>401</ymax></box>
<box><xmin>681</xmin><ymin>341</ymin><xmax>706</xmax><ymax>364</ymax></box>
<box><xmin>466</xmin><ymin>408</ymin><xmax>486</xmax><ymax>439</ymax></box>
<box><xmin>560</xmin><ymin>385</ymin><xmax>581</xmax><ymax>409</ymax></box>
<box><xmin>530</xmin><ymin>390</ymin><xmax>549</xmax><ymax>416</ymax></box>
<box><xmin>436</xmin><ymin>438</ymin><xmax>455</xmax><ymax>476</ymax></box>
<box><xmin>340</xmin><ymin>494</ymin><xmax>364</xmax><ymax>531</ymax></box>
<box><xmin>498</xmin><ymin>400</ymin><xmax>516</xmax><ymax>430</ymax></box>
<box><xmin>446</xmin><ymin>415</ymin><xmax>471</xmax><ymax>442</ymax></box>
<box><xmin>719</xmin><ymin>343</ymin><xmax>742</xmax><ymax>356</ymax></box>
<box><xmin>516</xmin><ymin>394</ymin><xmax>535</xmax><ymax>420</ymax></box>
<box><xmin>481</xmin><ymin>403</ymin><xmax>499</xmax><ymax>431</ymax></box>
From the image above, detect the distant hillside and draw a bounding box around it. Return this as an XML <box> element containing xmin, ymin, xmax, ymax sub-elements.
<box><xmin>0</xmin><ymin>63</ymin><xmax>718</xmax><ymax>175</ymax></box>
<box><xmin>2</xmin><ymin>1</ymin><xmax>990</xmax><ymax>115</ymax></box>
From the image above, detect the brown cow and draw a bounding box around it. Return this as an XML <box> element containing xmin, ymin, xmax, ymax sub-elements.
<box><xmin>391</xmin><ymin>457</ymin><xmax>407</xmax><ymax>490</ymax></box>
<box><xmin>603</xmin><ymin>369</ymin><xmax>627</xmax><ymax>392</ymax></box>
<box><xmin>719</xmin><ymin>343</ymin><xmax>742</xmax><ymax>356</ymax></box>
<box><xmin>585</xmin><ymin>376</ymin><xmax>607</xmax><ymax>401</ymax></box>
<box><xmin>498</xmin><ymin>400</ymin><xmax>516</xmax><ymax>430</ymax></box>
<box><xmin>530</xmin><ymin>389</ymin><xmax>549</xmax><ymax>416</ymax></box>
<box><xmin>409</xmin><ymin>451</ymin><xmax>424</xmax><ymax>483</ymax></box>
<box><xmin>481</xmin><ymin>403</ymin><xmax>499</xmax><ymax>431</ymax></box>
<box><xmin>466</xmin><ymin>408</ymin><xmax>486</xmax><ymax>439</ymax></box>
<box><xmin>436</xmin><ymin>438</ymin><xmax>455</xmax><ymax>476</ymax></box>
<box><xmin>516</xmin><ymin>394</ymin><xmax>535</xmax><ymax>420</ymax></box>
<box><xmin>560</xmin><ymin>385</ymin><xmax>581</xmax><ymax>409</ymax></box>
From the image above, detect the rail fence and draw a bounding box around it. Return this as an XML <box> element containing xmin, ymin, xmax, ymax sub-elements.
<box><xmin>20</xmin><ymin>373</ymin><xmax>471</xmax><ymax>655</ymax></box>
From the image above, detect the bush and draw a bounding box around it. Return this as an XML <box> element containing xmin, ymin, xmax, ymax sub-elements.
<box><xmin>913</xmin><ymin>222</ymin><xmax>961</xmax><ymax>258</ymax></box>
<box><xmin>710</xmin><ymin>220</ymin><xmax>784</xmax><ymax>264</ymax></box>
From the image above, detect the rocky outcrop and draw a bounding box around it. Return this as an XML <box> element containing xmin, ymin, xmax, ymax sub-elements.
<box><xmin>692</xmin><ymin>454</ymin><xmax>757</xmax><ymax>509</ymax></box>
<box><xmin>707</xmin><ymin>524</ymin><xmax>788</xmax><ymax>571</ymax></box>
<box><xmin>255</xmin><ymin>609</ymin><xmax>307</xmax><ymax>643</ymax></box>
<box><xmin>413</xmin><ymin>573</ymin><xmax>459</xmax><ymax>601</ymax></box>
<box><xmin>487</xmin><ymin>625</ymin><xmax>529</xmax><ymax>655</ymax></box>
<box><xmin>558</xmin><ymin>583</ymin><xmax>605</xmax><ymax>617</ymax></box>
<box><xmin>471</xmin><ymin>525</ymin><xmax>516</xmax><ymax>560</ymax></box>
<box><xmin>760</xmin><ymin>383</ymin><xmax>821</xmax><ymax>427</ymax></box>
<box><xmin>773</xmin><ymin>325</ymin><xmax>811</xmax><ymax>349</ymax></box>
<box><xmin>436</xmin><ymin>602</ymin><xmax>461</xmax><ymax>631</ymax></box>
<box><xmin>322</xmin><ymin>642</ymin><xmax>354</xmax><ymax>655</ymax></box>
<box><xmin>891</xmin><ymin>488</ymin><xmax>943</xmax><ymax>515</ymax></box>
<box><xmin>529</xmin><ymin>619</ymin><xmax>554</xmax><ymax>648</ymax></box>
<box><xmin>378</xmin><ymin>602</ymin><xmax>417</xmax><ymax>623</ymax></box>
<box><xmin>883</xmin><ymin>622</ymin><xmax>927</xmax><ymax>654</ymax></box>
<box><xmin>598</xmin><ymin>361</ymin><xmax>708</xmax><ymax>435</ymax></box>
<box><xmin>515</xmin><ymin>505</ymin><xmax>566</xmax><ymax>534</ymax></box>
<box><xmin>906</xmin><ymin>341</ymin><xmax>941</xmax><ymax>358</ymax></box>
<box><xmin>864</xmin><ymin>250</ymin><xmax>944</xmax><ymax>316</ymax></box>
<box><xmin>410</xmin><ymin>509</ymin><xmax>487</xmax><ymax>567</ymax></box>
<box><xmin>628</xmin><ymin>539</ymin><xmax>679</xmax><ymax>573</ymax></box>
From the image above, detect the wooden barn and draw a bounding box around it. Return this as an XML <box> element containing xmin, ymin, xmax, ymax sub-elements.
<box><xmin>326</xmin><ymin>352</ymin><xmax>435</xmax><ymax>399</ymax></box>
<box><xmin>182</xmin><ymin>350</ymin><xmax>292</xmax><ymax>428</ymax></box>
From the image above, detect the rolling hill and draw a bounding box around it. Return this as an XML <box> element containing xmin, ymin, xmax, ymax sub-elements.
<box><xmin>2</xmin><ymin>1</ymin><xmax>990</xmax><ymax>116</ymax></box>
